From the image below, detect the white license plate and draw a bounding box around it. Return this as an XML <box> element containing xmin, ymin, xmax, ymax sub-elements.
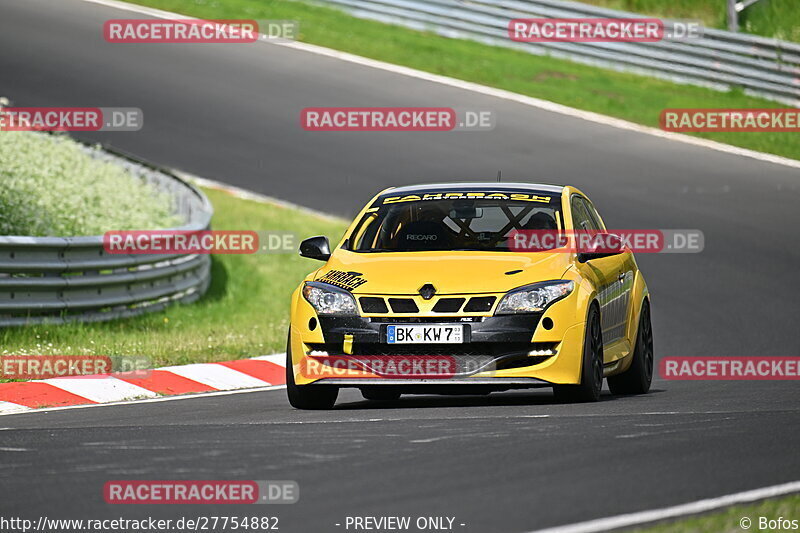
<box><xmin>386</xmin><ymin>324</ymin><xmax>464</xmax><ymax>344</ymax></box>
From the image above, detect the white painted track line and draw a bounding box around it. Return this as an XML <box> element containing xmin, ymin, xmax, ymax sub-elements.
<box><xmin>527</xmin><ymin>480</ymin><xmax>800</xmax><ymax>533</ymax></box>
<box><xmin>0</xmin><ymin>401</ymin><xmax>31</xmax><ymax>414</ymax></box>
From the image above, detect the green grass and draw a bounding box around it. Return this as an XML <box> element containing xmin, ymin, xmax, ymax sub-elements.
<box><xmin>582</xmin><ymin>0</ymin><xmax>800</xmax><ymax>42</ymax></box>
<box><xmin>126</xmin><ymin>0</ymin><xmax>798</xmax><ymax>161</ymax></box>
<box><xmin>583</xmin><ymin>0</ymin><xmax>724</xmax><ymax>28</ymax></box>
<box><xmin>0</xmin><ymin>132</ymin><xmax>180</xmax><ymax>236</ymax></box>
<box><xmin>0</xmin><ymin>187</ymin><xmax>349</xmax><ymax>370</ymax></box>
<box><xmin>633</xmin><ymin>493</ymin><xmax>800</xmax><ymax>532</ymax></box>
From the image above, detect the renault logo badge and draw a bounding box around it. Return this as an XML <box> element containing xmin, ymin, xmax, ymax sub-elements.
<box><xmin>418</xmin><ymin>283</ymin><xmax>436</xmax><ymax>300</ymax></box>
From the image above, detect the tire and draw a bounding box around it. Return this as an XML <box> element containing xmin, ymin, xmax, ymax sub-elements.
<box><xmin>553</xmin><ymin>305</ymin><xmax>603</xmax><ymax>403</ymax></box>
<box><xmin>360</xmin><ymin>387</ymin><xmax>401</xmax><ymax>402</ymax></box>
<box><xmin>608</xmin><ymin>300</ymin><xmax>653</xmax><ymax>395</ymax></box>
<box><xmin>285</xmin><ymin>334</ymin><xmax>338</xmax><ymax>410</ymax></box>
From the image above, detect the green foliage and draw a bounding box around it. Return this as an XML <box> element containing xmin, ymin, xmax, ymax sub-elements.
<box><xmin>0</xmin><ymin>132</ymin><xmax>180</xmax><ymax>236</ymax></box>
<box><xmin>583</xmin><ymin>0</ymin><xmax>799</xmax><ymax>41</ymax></box>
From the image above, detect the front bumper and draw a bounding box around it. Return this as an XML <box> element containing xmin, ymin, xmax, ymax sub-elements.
<box><xmin>317</xmin><ymin>313</ymin><xmax>541</xmax><ymax>344</ymax></box>
<box><xmin>290</xmin><ymin>292</ymin><xmax>587</xmax><ymax>387</ymax></box>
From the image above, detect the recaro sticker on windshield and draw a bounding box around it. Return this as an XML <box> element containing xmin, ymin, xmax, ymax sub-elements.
<box><xmin>381</xmin><ymin>192</ymin><xmax>552</xmax><ymax>204</ymax></box>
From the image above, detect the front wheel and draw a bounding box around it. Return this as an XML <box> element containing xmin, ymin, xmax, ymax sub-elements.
<box><xmin>286</xmin><ymin>335</ymin><xmax>338</xmax><ymax>410</ymax></box>
<box><xmin>608</xmin><ymin>300</ymin><xmax>653</xmax><ymax>395</ymax></box>
<box><xmin>553</xmin><ymin>305</ymin><xmax>603</xmax><ymax>403</ymax></box>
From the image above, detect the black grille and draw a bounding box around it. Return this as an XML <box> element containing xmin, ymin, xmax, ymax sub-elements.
<box><xmin>432</xmin><ymin>298</ymin><xmax>465</xmax><ymax>313</ymax></box>
<box><xmin>388</xmin><ymin>298</ymin><xmax>419</xmax><ymax>313</ymax></box>
<box><xmin>464</xmin><ymin>296</ymin><xmax>496</xmax><ymax>312</ymax></box>
<box><xmin>359</xmin><ymin>297</ymin><xmax>388</xmax><ymax>313</ymax></box>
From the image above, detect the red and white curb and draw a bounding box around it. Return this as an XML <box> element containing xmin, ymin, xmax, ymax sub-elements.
<box><xmin>0</xmin><ymin>354</ymin><xmax>286</xmax><ymax>415</ymax></box>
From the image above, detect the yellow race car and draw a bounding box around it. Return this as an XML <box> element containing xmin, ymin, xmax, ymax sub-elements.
<box><xmin>286</xmin><ymin>183</ymin><xmax>653</xmax><ymax>409</ymax></box>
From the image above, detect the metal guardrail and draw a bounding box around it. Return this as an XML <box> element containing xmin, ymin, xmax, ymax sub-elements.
<box><xmin>0</xmin><ymin>138</ymin><xmax>214</xmax><ymax>326</ymax></box>
<box><xmin>311</xmin><ymin>0</ymin><xmax>800</xmax><ymax>105</ymax></box>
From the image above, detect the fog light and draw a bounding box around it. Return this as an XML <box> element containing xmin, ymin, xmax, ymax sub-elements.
<box><xmin>528</xmin><ymin>349</ymin><xmax>554</xmax><ymax>356</ymax></box>
<box><xmin>309</xmin><ymin>350</ymin><xmax>329</xmax><ymax>356</ymax></box>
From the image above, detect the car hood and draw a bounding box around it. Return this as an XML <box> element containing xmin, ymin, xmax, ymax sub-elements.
<box><xmin>314</xmin><ymin>250</ymin><xmax>571</xmax><ymax>295</ymax></box>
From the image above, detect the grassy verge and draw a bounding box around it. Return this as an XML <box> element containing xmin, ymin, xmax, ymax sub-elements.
<box><xmin>582</xmin><ymin>0</ymin><xmax>800</xmax><ymax>42</ymax></box>
<box><xmin>633</xmin><ymin>493</ymin><xmax>800</xmax><ymax>532</ymax></box>
<box><xmin>0</xmin><ymin>187</ymin><xmax>349</xmax><ymax>371</ymax></box>
<box><xmin>126</xmin><ymin>0</ymin><xmax>798</xmax><ymax>161</ymax></box>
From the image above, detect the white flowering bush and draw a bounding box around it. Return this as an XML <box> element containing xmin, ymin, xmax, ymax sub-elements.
<box><xmin>0</xmin><ymin>131</ymin><xmax>181</xmax><ymax>236</ymax></box>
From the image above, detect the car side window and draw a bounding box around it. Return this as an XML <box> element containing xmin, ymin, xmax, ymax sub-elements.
<box><xmin>582</xmin><ymin>199</ymin><xmax>605</xmax><ymax>231</ymax></box>
<box><xmin>570</xmin><ymin>196</ymin><xmax>593</xmax><ymax>230</ymax></box>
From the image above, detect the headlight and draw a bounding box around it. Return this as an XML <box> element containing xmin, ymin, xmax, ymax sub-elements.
<box><xmin>495</xmin><ymin>280</ymin><xmax>574</xmax><ymax>315</ymax></box>
<box><xmin>302</xmin><ymin>281</ymin><xmax>357</xmax><ymax>316</ymax></box>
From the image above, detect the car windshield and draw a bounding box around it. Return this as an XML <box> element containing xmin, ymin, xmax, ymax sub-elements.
<box><xmin>349</xmin><ymin>193</ymin><xmax>562</xmax><ymax>252</ymax></box>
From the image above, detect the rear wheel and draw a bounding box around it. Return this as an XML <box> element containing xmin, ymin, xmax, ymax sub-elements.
<box><xmin>286</xmin><ymin>334</ymin><xmax>338</xmax><ymax>410</ymax></box>
<box><xmin>360</xmin><ymin>387</ymin><xmax>401</xmax><ymax>402</ymax></box>
<box><xmin>553</xmin><ymin>305</ymin><xmax>603</xmax><ymax>403</ymax></box>
<box><xmin>608</xmin><ymin>300</ymin><xmax>653</xmax><ymax>395</ymax></box>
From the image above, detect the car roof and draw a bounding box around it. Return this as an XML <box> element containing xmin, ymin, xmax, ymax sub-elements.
<box><xmin>383</xmin><ymin>182</ymin><xmax>566</xmax><ymax>195</ymax></box>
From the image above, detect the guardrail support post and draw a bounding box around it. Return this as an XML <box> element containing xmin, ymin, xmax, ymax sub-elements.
<box><xmin>727</xmin><ymin>0</ymin><xmax>739</xmax><ymax>32</ymax></box>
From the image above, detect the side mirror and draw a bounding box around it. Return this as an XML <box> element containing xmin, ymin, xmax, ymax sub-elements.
<box><xmin>299</xmin><ymin>236</ymin><xmax>331</xmax><ymax>261</ymax></box>
<box><xmin>577</xmin><ymin>232</ymin><xmax>623</xmax><ymax>263</ymax></box>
